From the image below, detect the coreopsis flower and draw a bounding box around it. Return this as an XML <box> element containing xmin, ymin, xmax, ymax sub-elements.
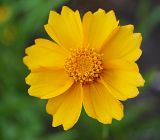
<box><xmin>23</xmin><ymin>6</ymin><xmax>145</xmax><ymax>130</ymax></box>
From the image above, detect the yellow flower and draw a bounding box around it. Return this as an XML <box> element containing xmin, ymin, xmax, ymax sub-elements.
<box><xmin>23</xmin><ymin>6</ymin><xmax>145</xmax><ymax>130</ymax></box>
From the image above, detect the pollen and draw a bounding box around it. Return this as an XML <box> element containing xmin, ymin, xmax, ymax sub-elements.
<box><xmin>64</xmin><ymin>48</ymin><xmax>103</xmax><ymax>84</ymax></box>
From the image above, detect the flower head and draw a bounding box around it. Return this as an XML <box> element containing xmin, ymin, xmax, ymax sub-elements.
<box><xmin>23</xmin><ymin>6</ymin><xmax>145</xmax><ymax>130</ymax></box>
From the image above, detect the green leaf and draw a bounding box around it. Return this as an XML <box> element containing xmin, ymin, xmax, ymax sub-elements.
<box><xmin>42</xmin><ymin>130</ymin><xmax>78</xmax><ymax>140</ymax></box>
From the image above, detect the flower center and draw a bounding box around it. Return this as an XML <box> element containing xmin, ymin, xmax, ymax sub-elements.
<box><xmin>64</xmin><ymin>48</ymin><xmax>103</xmax><ymax>84</ymax></box>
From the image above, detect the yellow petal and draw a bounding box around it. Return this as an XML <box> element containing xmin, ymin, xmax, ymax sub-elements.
<box><xmin>83</xmin><ymin>81</ymin><xmax>123</xmax><ymax>123</ymax></box>
<box><xmin>101</xmin><ymin>74</ymin><xmax>139</xmax><ymax>100</ymax></box>
<box><xmin>83</xmin><ymin>9</ymin><xmax>118</xmax><ymax>50</ymax></box>
<box><xmin>104</xmin><ymin>60</ymin><xmax>145</xmax><ymax>86</ymax></box>
<box><xmin>45</xmin><ymin>6</ymin><xmax>83</xmax><ymax>50</ymax></box>
<box><xmin>82</xmin><ymin>84</ymin><xmax>97</xmax><ymax>119</ymax></box>
<box><xmin>100</xmin><ymin>60</ymin><xmax>145</xmax><ymax>100</ymax></box>
<box><xmin>26</xmin><ymin>69</ymin><xmax>74</xmax><ymax>99</ymax></box>
<box><xmin>99</xmin><ymin>78</ymin><xmax>127</xmax><ymax>101</ymax></box>
<box><xmin>23</xmin><ymin>39</ymin><xmax>67</xmax><ymax>71</ymax></box>
<box><xmin>101</xmin><ymin>25</ymin><xmax>142</xmax><ymax>62</ymax></box>
<box><xmin>103</xmin><ymin>59</ymin><xmax>139</xmax><ymax>72</ymax></box>
<box><xmin>46</xmin><ymin>84</ymin><xmax>83</xmax><ymax>130</ymax></box>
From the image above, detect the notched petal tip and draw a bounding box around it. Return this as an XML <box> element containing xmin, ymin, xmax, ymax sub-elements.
<box><xmin>96</xmin><ymin>8</ymin><xmax>105</xmax><ymax>13</ymax></box>
<box><xmin>94</xmin><ymin>9</ymin><xmax>116</xmax><ymax>16</ymax></box>
<box><xmin>23</xmin><ymin>56</ymin><xmax>28</xmax><ymax>66</ymax></box>
<box><xmin>134</xmin><ymin>32</ymin><xmax>142</xmax><ymax>38</ymax></box>
<box><xmin>61</xmin><ymin>5</ymin><xmax>75</xmax><ymax>14</ymax></box>
<box><xmin>135</xmin><ymin>33</ymin><xmax>142</xmax><ymax>42</ymax></box>
<box><xmin>34</xmin><ymin>38</ymin><xmax>45</xmax><ymax>44</ymax></box>
<box><xmin>44</xmin><ymin>24</ymin><xmax>48</xmax><ymax>31</ymax></box>
<box><xmin>24</xmin><ymin>46</ymin><xmax>32</xmax><ymax>55</ymax></box>
<box><xmin>108</xmin><ymin>10</ymin><xmax>115</xmax><ymax>15</ymax></box>
<box><xmin>132</xmin><ymin>33</ymin><xmax>143</xmax><ymax>50</ymax></box>
<box><xmin>139</xmin><ymin>75</ymin><xmax>145</xmax><ymax>87</ymax></box>
<box><xmin>25</xmin><ymin>74</ymin><xmax>31</xmax><ymax>85</ymax></box>
<box><xmin>27</xmin><ymin>87</ymin><xmax>41</xmax><ymax>99</ymax></box>
<box><xmin>82</xmin><ymin>11</ymin><xmax>92</xmax><ymax>21</ymax></box>
<box><xmin>34</xmin><ymin>38</ymin><xmax>55</xmax><ymax>48</ymax></box>
<box><xmin>124</xmin><ymin>24</ymin><xmax>134</xmax><ymax>32</ymax></box>
<box><xmin>44</xmin><ymin>24</ymin><xmax>56</xmax><ymax>41</ymax></box>
<box><xmin>107</xmin><ymin>10</ymin><xmax>117</xmax><ymax>20</ymax></box>
<box><xmin>62</xmin><ymin>124</ymin><xmax>71</xmax><ymax>131</ymax></box>
<box><xmin>115</xmin><ymin>103</ymin><xmax>124</xmax><ymax>121</ymax></box>
<box><xmin>49</xmin><ymin>10</ymin><xmax>58</xmax><ymax>16</ymax></box>
<box><xmin>27</xmin><ymin>88</ymin><xmax>33</xmax><ymax>96</ymax></box>
<box><xmin>52</xmin><ymin>118</ymin><xmax>61</xmax><ymax>128</ymax></box>
<box><xmin>48</xmin><ymin>11</ymin><xmax>60</xmax><ymax>23</ymax></box>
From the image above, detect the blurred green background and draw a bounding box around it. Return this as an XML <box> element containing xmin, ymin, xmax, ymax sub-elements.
<box><xmin>0</xmin><ymin>0</ymin><xmax>160</xmax><ymax>140</ymax></box>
